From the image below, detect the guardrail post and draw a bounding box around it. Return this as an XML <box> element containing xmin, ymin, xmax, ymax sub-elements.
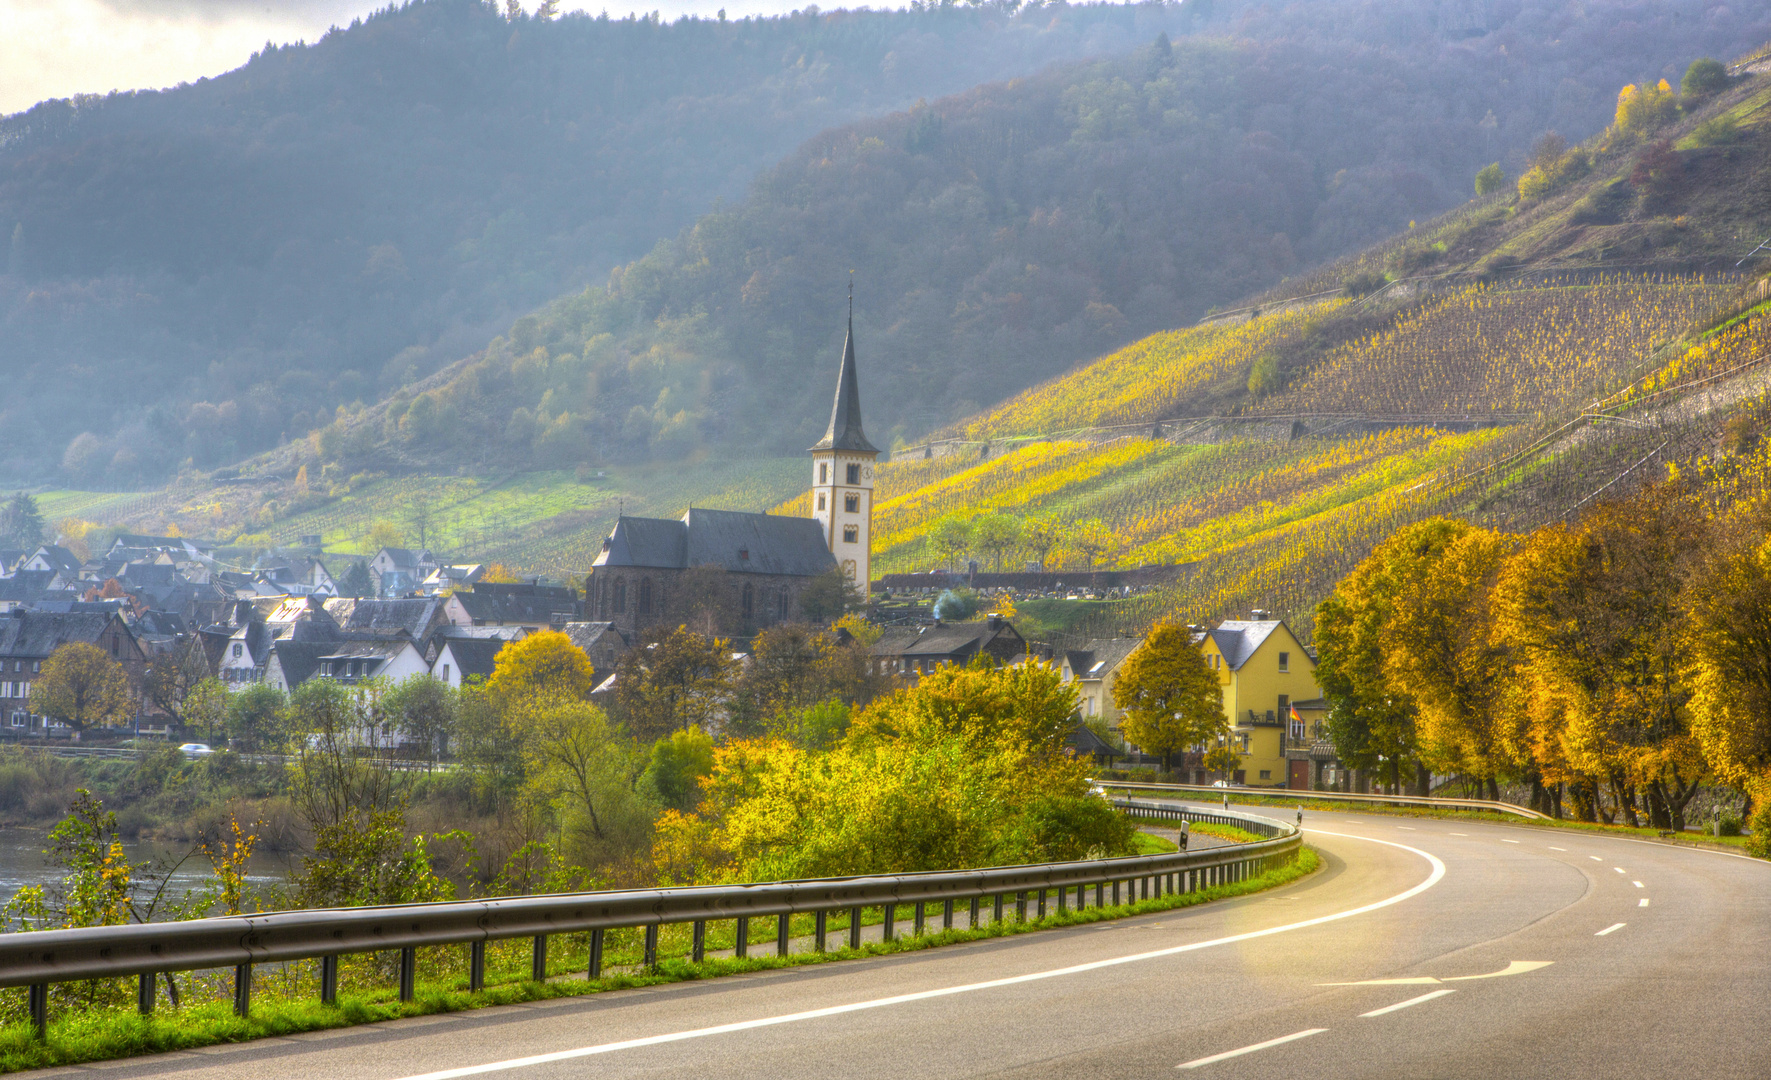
<box><xmin>645</xmin><ymin>924</ymin><xmax>660</xmax><ymax>970</ymax></box>
<box><xmin>736</xmin><ymin>916</ymin><xmax>750</xmax><ymax>959</ymax></box>
<box><xmin>1056</xmin><ymin>885</ymin><xmax>1067</xmax><ymax>914</ymax></box>
<box><xmin>849</xmin><ymin>907</ymin><xmax>862</xmax><ymax>950</ymax></box>
<box><xmin>883</xmin><ymin>903</ymin><xmax>896</xmax><ymax>942</ymax></box>
<box><xmin>993</xmin><ymin>893</ymin><xmax>1004</xmax><ymax>924</ymax></box>
<box><xmin>234</xmin><ymin>962</ymin><xmax>253</xmax><ymax>1017</ymax></box>
<box><xmin>398</xmin><ymin>947</ymin><xmax>416</xmax><ymax>1002</ymax></box>
<box><xmin>588</xmin><ymin>929</ymin><xmax>604</xmax><ymax>978</ymax></box>
<box><xmin>532</xmin><ymin>934</ymin><xmax>548</xmax><ymax>983</ymax></box>
<box><xmin>466</xmin><ymin>944</ymin><xmax>482</xmax><ymax>993</ymax></box>
<box><xmin>776</xmin><ymin>913</ymin><xmax>790</xmax><ymax>957</ymax></box>
<box><xmin>914</xmin><ymin>901</ymin><xmax>925</xmax><ymax>937</ymax></box>
<box><xmin>28</xmin><ymin>982</ymin><xmax>46</xmax><ymax>1040</ymax></box>
<box><xmin>969</xmin><ymin>896</ymin><xmax>979</xmax><ymax>928</ymax></box>
<box><xmin>693</xmin><ymin>919</ymin><xmax>707</xmax><ymax>963</ymax></box>
<box><xmin>1112</xmin><ymin>880</ymin><xmax>1120</xmax><ymax>906</ymax></box>
<box><xmin>943</xmin><ymin>898</ymin><xmax>954</xmax><ymax>930</ymax></box>
<box><xmin>814</xmin><ymin>910</ymin><xmax>827</xmax><ymax>952</ymax></box>
<box><xmin>1037</xmin><ymin>888</ymin><xmax>1047</xmax><ymax>920</ymax></box>
<box><xmin>137</xmin><ymin>972</ymin><xmax>154</xmax><ymax>1015</ymax></box>
<box><xmin>1016</xmin><ymin>892</ymin><xmax>1027</xmax><ymax>923</ymax></box>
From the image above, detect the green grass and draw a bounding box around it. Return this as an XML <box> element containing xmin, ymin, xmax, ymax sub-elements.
<box><xmin>0</xmin><ymin>849</ymin><xmax>1319</xmax><ymax>1071</ymax></box>
<box><xmin>1131</xmin><ymin>830</ymin><xmax>1179</xmax><ymax>854</ymax></box>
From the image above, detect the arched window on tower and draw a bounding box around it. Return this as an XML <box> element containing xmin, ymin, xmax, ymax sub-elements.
<box><xmin>638</xmin><ymin>578</ymin><xmax>653</xmax><ymax>615</ymax></box>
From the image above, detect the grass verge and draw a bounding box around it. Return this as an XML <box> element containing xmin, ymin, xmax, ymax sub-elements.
<box><xmin>0</xmin><ymin>848</ymin><xmax>1319</xmax><ymax>1072</ymax></box>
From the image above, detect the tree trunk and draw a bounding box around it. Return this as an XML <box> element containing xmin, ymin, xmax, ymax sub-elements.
<box><xmin>1645</xmin><ymin>780</ymin><xmax>1672</xmax><ymax>831</ymax></box>
<box><xmin>1415</xmin><ymin>762</ymin><xmax>1431</xmax><ymax>797</ymax></box>
<box><xmin>1552</xmin><ymin>782</ymin><xmax>1565</xmax><ymax>820</ymax></box>
<box><xmin>1528</xmin><ymin>774</ymin><xmax>1547</xmax><ymax>816</ymax></box>
<box><xmin>1387</xmin><ymin>759</ymin><xmax>1400</xmax><ymax>796</ymax></box>
<box><xmin>1485</xmin><ymin>775</ymin><xmax>1501</xmax><ymax>803</ymax></box>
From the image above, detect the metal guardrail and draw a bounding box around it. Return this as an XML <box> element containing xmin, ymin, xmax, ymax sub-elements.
<box><xmin>0</xmin><ymin>805</ymin><xmax>1300</xmax><ymax>1037</ymax></box>
<box><xmin>1094</xmin><ymin>779</ymin><xmax>1550</xmax><ymax>820</ymax></box>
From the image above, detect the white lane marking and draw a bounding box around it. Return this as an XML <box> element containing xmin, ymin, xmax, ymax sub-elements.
<box><xmin>1500</xmin><ymin>839</ymin><xmax>1520</xmax><ymax>844</ymax></box>
<box><xmin>1596</xmin><ymin>922</ymin><xmax>1626</xmax><ymax>936</ymax></box>
<box><xmin>1322</xmin><ymin>960</ymin><xmax>1552</xmax><ymax>986</ymax></box>
<box><xmin>1613</xmin><ymin>867</ymin><xmax>1626</xmax><ymax>874</ymax></box>
<box><xmin>1590</xmin><ymin>856</ymin><xmax>1603</xmax><ymax>862</ymax></box>
<box><xmin>1360</xmin><ymin>989</ymin><xmax>1456</xmax><ymax>1017</ymax></box>
<box><xmin>386</xmin><ymin>833</ymin><xmax>1447</xmax><ymax>1080</ymax></box>
<box><xmin>1549</xmin><ymin>846</ymin><xmax>1566</xmax><ymax>851</ymax></box>
<box><xmin>1633</xmin><ymin>881</ymin><xmax>1643</xmax><ymax>888</ymax></box>
<box><xmin>1448</xmin><ymin>832</ymin><xmax>1468</xmax><ymax>836</ymax></box>
<box><xmin>1639</xmin><ymin>898</ymin><xmax>1650</xmax><ymax>907</ymax></box>
<box><xmin>1177</xmin><ymin>1029</ymin><xmax>1328</xmax><ymax>1069</ymax></box>
<box><xmin>1398</xmin><ymin>827</ymin><xmax>1416</xmax><ymax>831</ymax></box>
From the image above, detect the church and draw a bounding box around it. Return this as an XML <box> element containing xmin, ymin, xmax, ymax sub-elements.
<box><xmin>584</xmin><ymin>311</ymin><xmax>878</xmax><ymax>638</ymax></box>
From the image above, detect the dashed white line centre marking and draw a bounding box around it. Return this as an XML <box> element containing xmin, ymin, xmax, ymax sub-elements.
<box><xmin>1449</xmin><ymin>832</ymin><xmax>1468</xmax><ymax>836</ymax></box>
<box><xmin>1590</xmin><ymin>856</ymin><xmax>1603</xmax><ymax>862</ymax></box>
<box><xmin>1178</xmin><ymin>1029</ymin><xmax>1328</xmax><ymax>1069</ymax></box>
<box><xmin>1639</xmin><ymin>898</ymin><xmax>1650</xmax><ymax>907</ymax></box>
<box><xmin>1500</xmin><ymin>839</ymin><xmax>1520</xmax><ymax>843</ymax></box>
<box><xmin>1633</xmin><ymin>881</ymin><xmax>1643</xmax><ymax>888</ymax></box>
<box><xmin>1596</xmin><ymin>922</ymin><xmax>1627</xmax><ymax>936</ymax></box>
<box><xmin>1360</xmin><ymin>989</ymin><xmax>1456</xmax><ymax>1017</ymax></box>
<box><xmin>1613</xmin><ymin>867</ymin><xmax>1626</xmax><ymax>874</ymax></box>
<box><xmin>1549</xmin><ymin>846</ymin><xmax>1566</xmax><ymax>851</ymax></box>
<box><xmin>1398</xmin><ymin>827</ymin><xmax>1416</xmax><ymax>831</ymax></box>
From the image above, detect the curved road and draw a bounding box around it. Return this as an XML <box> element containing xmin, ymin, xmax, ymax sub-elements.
<box><xmin>48</xmin><ymin>808</ymin><xmax>1771</xmax><ymax>1080</ymax></box>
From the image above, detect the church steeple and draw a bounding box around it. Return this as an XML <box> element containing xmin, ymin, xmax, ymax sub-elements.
<box><xmin>810</xmin><ymin>288</ymin><xmax>878</xmax><ymax>454</ymax></box>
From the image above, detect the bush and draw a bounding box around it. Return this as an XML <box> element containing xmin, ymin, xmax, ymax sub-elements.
<box><xmin>1473</xmin><ymin>162</ymin><xmax>1506</xmax><ymax>196</ymax></box>
<box><xmin>1342</xmin><ymin>269</ymin><xmax>1387</xmax><ymax>298</ymax></box>
<box><xmin>1681</xmin><ymin>58</ymin><xmax>1730</xmax><ymax>99</ymax></box>
<box><xmin>1688</xmin><ymin>115</ymin><xmax>1741</xmax><ymax>147</ymax></box>
<box><xmin>1748</xmin><ymin>801</ymin><xmax>1771</xmax><ymax>859</ymax></box>
<box><xmin>1718</xmin><ymin>813</ymin><xmax>1743</xmax><ymax>837</ymax></box>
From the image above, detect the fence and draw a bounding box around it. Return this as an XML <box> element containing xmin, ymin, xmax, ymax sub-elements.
<box><xmin>0</xmin><ymin>805</ymin><xmax>1299</xmax><ymax>1038</ymax></box>
<box><xmin>1095</xmin><ymin>779</ymin><xmax>1550</xmax><ymax>820</ymax></box>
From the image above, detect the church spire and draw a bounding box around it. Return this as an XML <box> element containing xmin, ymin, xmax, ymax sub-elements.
<box><xmin>810</xmin><ymin>286</ymin><xmax>879</xmax><ymax>454</ymax></box>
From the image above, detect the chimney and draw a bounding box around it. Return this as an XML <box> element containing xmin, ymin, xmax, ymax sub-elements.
<box><xmin>987</xmin><ymin>613</ymin><xmax>1003</xmax><ymax>631</ymax></box>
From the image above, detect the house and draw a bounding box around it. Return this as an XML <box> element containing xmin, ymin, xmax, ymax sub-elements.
<box><xmin>0</xmin><ymin>549</ymin><xmax>26</xmax><ymax>577</ymax></box>
<box><xmin>1281</xmin><ymin>695</ymin><xmax>1343</xmax><ymax>790</ymax></box>
<box><xmin>454</xmin><ymin>581</ymin><xmax>579</xmax><ymax>631</ymax></box>
<box><xmin>1059</xmin><ymin>637</ymin><xmax>1145</xmax><ymax>725</ymax></box>
<box><xmin>422</xmin><ymin>564</ymin><xmax>485</xmax><ymax>593</ymax></box>
<box><xmin>431</xmin><ymin>627</ymin><xmax>527</xmax><ymax>688</ymax></box>
<box><xmin>0</xmin><ymin>571</ymin><xmax>75</xmax><ymax>614</ymax></box>
<box><xmin>20</xmin><ymin>545</ymin><xmax>84</xmax><ymax>579</ymax></box>
<box><xmin>254</xmin><ymin>555</ymin><xmax>337</xmax><ymax>597</ymax></box>
<box><xmin>560</xmin><ymin>621</ymin><xmax>630</xmax><ymax>678</ymax></box>
<box><xmin>370</xmin><ymin>548</ymin><xmax>438</xmax><ymax>597</ymax></box>
<box><xmin>1195</xmin><ymin>617</ymin><xmax>1321</xmax><ymax>788</ymax></box>
<box><xmin>0</xmin><ymin>609</ymin><xmax>146</xmax><ymax>735</ymax></box>
<box><xmin>868</xmin><ymin>615</ymin><xmax>1027</xmax><ymax>678</ymax></box>
<box><xmin>331</xmin><ymin>596</ymin><xmax>458</xmax><ymax>649</ymax></box>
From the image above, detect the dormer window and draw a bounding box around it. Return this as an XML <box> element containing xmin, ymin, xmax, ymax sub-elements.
<box><xmin>738</xmin><ymin>548</ymin><xmax>749</xmax><ymax>561</ymax></box>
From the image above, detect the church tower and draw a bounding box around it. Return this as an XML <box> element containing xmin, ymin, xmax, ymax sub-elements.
<box><xmin>809</xmin><ymin>299</ymin><xmax>879</xmax><ymax>590</ymax></box>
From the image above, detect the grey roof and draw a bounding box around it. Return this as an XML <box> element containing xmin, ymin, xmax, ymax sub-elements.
<box><xmin>453</xmin><ymin>583</ymin><xmax>577</xmax><ymax>626</ymax></box>
<box><xmin>0</xmin><ymin>610</ymin><xmax>122</xmax><ymax>657</ymax></box>
<box><xmin>594</xmin><ymin>509</ymin><xmax>837</xmax><ymax>578</ymax></box>
<box><xmin>1064</xmin><ymin>637</ymin><xmax>1143</xmax><ymax>679</ymax></box>
<box><xmin>117</xmin><ymin>562</ymin><xmax>181</xmax><ymax>586</ymax></box>
<box><xmin>440</xmin><ymin>636</ymin><xmax>508</xmax><ymax>681</ymax></box>
<box><xmin>562</xmin><ymin>621</ymin><xmax>626</xmax><ymax>653</ymax></box>
<box><xmin>870</xmin><ymin>620</ymin><xmax>1026</xmax><ymax>661</ymax></box>
<box><xmin>29</xmin><ymin>546</ymin><xmax>83</xmax><ymax>575</ymax></box>
<box><xmin>809</xmin><ymin>314</ymin><xmax>878</xmax><ymax>454</ymax></box>
<box><xmin>1206</xmin><ymin>620</ymin><xmax>1285</xmax><ymax>671</ymax></box>
<box><xmin>0</xmin><ymin>570</ymin><xmax>60</xmax><ymax>603</ymax></box>
<box><xmin>268</xmin><ymin>640</ymin><xmax>332</xmax><ymax>687</ymax></box>
<box><xmin>340</xmin><ymin>597</ymin><xmax>446</xmax><ymax>640</ymax></box>
<box><xmin>135</xmin><ymin>610</ymin><xmax>189</xmax><ymax>638</ymax></box>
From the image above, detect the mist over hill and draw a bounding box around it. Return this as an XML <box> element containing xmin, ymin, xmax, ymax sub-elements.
<box><xmin>5</xmin><ymin>0</ymin><xmax>1769</xmax><ymax>487</ymax></box>
<box><xmin>0</xmin><ymin>0</ymin><xmax>1201</xmax><ymax>483</ymax></box>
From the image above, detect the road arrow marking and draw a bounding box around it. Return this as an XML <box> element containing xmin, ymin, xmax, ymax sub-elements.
<box><xmin>1321</xmin><ymin>960</ymin><xmax>1551</xmax><ymax>986</ymax></box>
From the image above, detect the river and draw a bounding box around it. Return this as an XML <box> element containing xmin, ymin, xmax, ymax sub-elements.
<box><xmin>0</xmin><ymin>828</ymin><xmax>294</xmax><ymax>911</ymax></box>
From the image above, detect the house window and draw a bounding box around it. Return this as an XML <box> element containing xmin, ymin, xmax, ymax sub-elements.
<box><xmin>31</xmin><ymin>662</ymin><xmax>39</xmax><ymax>673</ymax></box>
<box><xmin>843</xmin><ymin>525</ymin><xmax>859</xmax><ymax>543</ymax></box>
<box><xmin>232</xmin><ymin>643</ymin><xmax>243</xmax><ymax>658</ymax></box>
<box><xmin>817</xmin><ymin>494</ymin><xmax>826</xmax><ymax>510</ymax></box>
<box><xmin>777</xmin><ymin>591</ymin><xmax>789</xmax><ymax>620</ymax></box>
<box><xmin>1278</xmin><ymin>651</ymin><xmax>1289</xmax><ymax>673</ymax></box>
<box><xmin>9</xmin><ymin>712</ymin><xmax>21</xmax><ymax>728</ymax></box>
<box><xmin>844</xmin><ymin>494</ymin><xmax>859</xmax><ymax>513</ymax></box>
<box><xmin>0</xmin><ymin>682</ymin><xmax>8</xmax><ymax>698</ymax></box>
<box><xmin>1239</xmin><ymin>733</ymin><xmax>1250</xmax><ymax>752</ymax></box>
<box><xmin>819</xmin><ymin>463</ymin><xmax>828</xmax><ymax>484</ymax></box>
<box><xmin>613</xmin><ymin>580</ymin><xmax>626</xmax><ymax>613</ymax></box>
<box><xmin>742</xmin><ymin>584</ymin><xmax>754</xmax><ymax>618</ymax></box>
<box><xmin>1278</xmin><ymin>694</ymin><xmax>1289</xmax><ymax>717</ymax></box>
<box><xmin>1259</xmin><ymin>769</ymin><xmax>1272</xmax><ymax>780</ymax></box>
<box><xmin>638</xmin><ymin>578</ymin><xmax>652</xmax><ymax>615</ymax></box>
<box><xmin>442</xmin><ymin>664</ymin><xmax>450</xmax><ymax>681</ymax></box>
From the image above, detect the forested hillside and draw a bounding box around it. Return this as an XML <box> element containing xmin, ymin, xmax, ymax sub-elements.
<box><xmin>304</xmin><ymin>0</ymin><xmax>1771</xmax><ymax>479</ymax></box>
<box><xmin>6</xmin><ymin>0</ymin><xmax>1766</xmax><ymax>486</ymax></box>
<box><xmin>0</xmin><ymin>0</ymin><xmax>1203</xmax><ymax>484</ymax></box>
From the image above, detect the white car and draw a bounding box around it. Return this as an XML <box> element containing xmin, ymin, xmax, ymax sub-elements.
<box><xmin>178</xmin><ymin>742</ymin><xmax>213</xmax><ymax>759</ymax></box>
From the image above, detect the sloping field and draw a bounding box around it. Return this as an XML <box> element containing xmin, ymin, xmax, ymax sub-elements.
<box><xmin>1267</xmin><ymin>277</ymin><xmax>1732</xmax><ymax>416</ymax></box>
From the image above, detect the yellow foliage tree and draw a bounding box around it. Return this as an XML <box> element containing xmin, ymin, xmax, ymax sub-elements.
<box><xmin>1684</xmin><ymin>527</ymin><xmax>1771</xmax><ymax>800</ymax></box>
<box><xmin>486</xmin><ymin>630</ymin><xmax>597</xmax><ymax>704</ymax></box>
<box><xmin>1111</xmin><ymin>622</ymin><xmax>1224</xmax><ymax>772</ymax></box>
<box><xmin>35</xmin><ymin>643</ymin><xmax>134</xmax><ymax>737</ymax></box>
<box><xmin>1615</xmin><ymin>79</ymin><xmax>1678</xmax><ymax>136</ymax></box>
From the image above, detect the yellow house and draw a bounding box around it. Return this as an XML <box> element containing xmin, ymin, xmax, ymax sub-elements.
<box><xmin>1196</xmin><ymin>619</ymin><xmax>1320</xmax><ymax>788</ymax></box>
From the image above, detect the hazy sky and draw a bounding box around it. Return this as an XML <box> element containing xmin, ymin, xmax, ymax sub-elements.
<box><xmin>0</xmin><ymin>0</ymin><xmax>826</xmax><ymax>115</ymax></box>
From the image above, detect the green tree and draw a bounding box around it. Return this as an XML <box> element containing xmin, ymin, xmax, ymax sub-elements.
<box><xmin>1680</xmin><ymin>58</ymin><xmax>1729</xmax><ymax>98</ymax></box>
<box><xmin>1203</xmin><ymin>743</ymin><xmax>1241</xmax><ymax>783</ymax></box>
<box><xmin>36</xmin><ymin>643</ymin><xmax>133</xmax><ymax>737</ymax></box>
<box><xmin>611</xmin><ymin>627</ymin><xmax>737</xmax><ymax>741</ymax></box>
<box><xmin>1021</xmin><ymin>516</ymin><xmax>1063</xmax><ymax>571</ymax></box>
<box><xmin>340</xmin><ymin>559</ymin><xmax>374</xmax><ymax>597</ymax></box>
<box><xmin>928</xmin><ymin>515</ymin><xmax>974</xmax><ymax>571</ymax></box>
<box><xmin>0</xmin><ymin>492</ymin><xmax>44</xmax><ymax>548</ymax></box>
<box><xmin>1685</xmin><ymin>527</ymin><xmax>1771</xmax><ymax>804</ymax></box>
<box><xmin>383</xmin><ymin>675</ymin><xmax>458</xmax><ymax>764</ymax></box>
<box><xmin>182</xmin><ymin>677</ymin><xmax>231</xmax><ymax>746</ymax></box>
<box><xmin>972</xmin><ymin>513</ymin><xmax>1024</xmax><ymax>571</ymax></box>
<box><xmin>225</xmin><ymin>682</ymin><xmax>289</xmax><ymax>753</ymax></box>
<box><xmin>800</xmin><ymin>567</ymin><xmax>867</xmax><ymax>623</ymax></box>
<box><xmin>1473</xmin><ymin>161</ymin><xmax>1506</xmax><ymax>196</ymax></box>
<box><xmin>511</xmin><ymin>699</ymin><xmax>655</xmax><ymax>880</ymax></box>
<box><xmin>642</xmin><ymin>725</ymin><xmax>716</xmax><ymax>810</ymax></box>
<box><xmin>1112</xmin><ymin>622</ymin><xmax>1225</xmax><ymax>772</ymax></box>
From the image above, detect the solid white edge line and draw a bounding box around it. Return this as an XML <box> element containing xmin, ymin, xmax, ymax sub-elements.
<box><xmin>384</xmin><ymin>832</ymin><xmax>1447</xmax><ymax>1080</ymax></box>
<box><xmin>1359</xmin><ymin>988</ymin><xmax>1456</xmax><ymax>1017</ymax></box>
<box><xmin>1177</xmin><ymin>1028</ymin><xmax>1329</xmax><ymax>1069</ymax></box>
<box><xmin>1596</xmin><ymin>922</ymin><xmax>1626</xmax><ymax>936</ymax></box>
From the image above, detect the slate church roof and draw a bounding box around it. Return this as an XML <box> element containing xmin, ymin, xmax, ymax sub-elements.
<box><xmin>808</xmin><ymin>313</ymin><xmax>878</xmax><ymax>455</ymax></box>
<box><xmin>594</xmin><ymin>508</ymin><xmax>836</xmax><ymax>578</ymax></box>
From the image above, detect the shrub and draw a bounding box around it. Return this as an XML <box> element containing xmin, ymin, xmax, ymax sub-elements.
<box><xmin>1342</xmin><ymin>269</ymin><xmax>1387</xmax><ymax>297</ymax></box>
<box><xmin>1473</xmin><ymin>162</ymin><xmax>1506</xmax><ymax>196</ymax></box>
<box><xmin>1688</xmin><ymin>115</ymin><xmax>1741</xmax><ymax>147</ymax></box>
<box><xmin>1748</xmin><ymin>801</ymin><xmax>1771</xmax><ymax>859</ymax></box>
<box><xmin>1615</xmin><ymin>79</ymin><xmax>1679</xmax><ymax>137</ymax></box>
<box><xmin>1681</xmin><ymin>58</ymin><xmax>1729</xmax><ymax>99</ymax></box>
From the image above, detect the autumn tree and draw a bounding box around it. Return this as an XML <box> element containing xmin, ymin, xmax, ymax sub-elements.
<box><xmin>226</xmin><ymin>683</ymin><xmax>288</xmax><ymax>753</ymax></box>
<box><xmin>383</xmin><ymin>675</ymin><xmax>459</xmax><ymax>765</ymax></box>
<box><xmin>972</xmin><ymin>513</ymin><xmax>1024</xmax><ymax>571</ymax></box>
<box><xmin>1683</xmin><ymin>521</ymin><xmax>1771</xmax><ymax>810</ymax></box>
<box><xmin>35</xmin><ymin>643</ymin><xmax>134</xmax><ymax>737</ymax></box>
<box><xmin>486</xmin><ymin>630</ymin><xmax>597</xmax><ymax>704</ymax></box>
<box><xmin>1680</xmin><ymin>58</ymin><xmax>1729</xmax><ymax>98</ymax></box>
<box><xmin>730</xmin><ymin>624</ymin><xmax>886</xmax><ymax>737</ymax></box>
<box><xmin>799</xmin><ymin>568</ymin><xmax>867</xmax><ymax>623</ymax></box>
<box><xmin>510</xmin><ymin>699</ymin><xmax>654</xmax><ymax>881</ymax></box>
<box><xmin>1021</xmin><ymin>516</ymin><xmax>1063</xmax><ymax>571</ymax></box>
<box><xmin>1111</xmin><ymin>622</ymin><xmax>1225</xmax><ymax>772</ymax></box>
<box><xmin>611</xmin><ymin>627</ymin><xmax>737</xmax><ymax>741</ymax></box>
<box><xmin>928</xmin><ymin>516</ymin><xmax>974</xmax><ymax>571</ymax></box>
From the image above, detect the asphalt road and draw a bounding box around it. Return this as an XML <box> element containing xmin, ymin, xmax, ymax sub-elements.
<box><xmin>45</xmin><ymin>807</ymin><xmax>1771</xmax><ymax>1080</ymax></box>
